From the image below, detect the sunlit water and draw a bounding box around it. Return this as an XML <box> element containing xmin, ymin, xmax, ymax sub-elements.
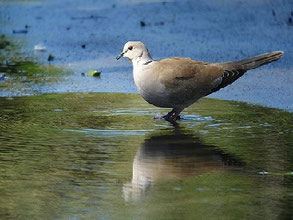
<box><xmin>0</xmin><ymin>93</ymin><xmax>292</xmax><ymax>219</ymax></box>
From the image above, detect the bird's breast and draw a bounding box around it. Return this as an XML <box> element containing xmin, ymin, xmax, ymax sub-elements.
<box><xmin>133</xmin><ymin>65</ymin><xmax>171</xmax><ymax>108</ymax></box>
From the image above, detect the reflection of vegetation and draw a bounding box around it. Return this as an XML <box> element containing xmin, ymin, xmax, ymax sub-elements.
<box><xmin>0</xmin><ymin>35</ymin><xmax>71</xmax><ymax>93</ymax></box>
<box><xmin>0</xmin><ymin>93</ymin><xmax>292</xmax><ymax>219</ymax></box>
<box><xmin>130</xmin><ymin>170</ymin><xmax>289</xmax><ymax>220</ymax></box>
<box><xmin>187</xmin><ymin>98</ymin><xmax>293</xmax><ymax>172</ymax></box>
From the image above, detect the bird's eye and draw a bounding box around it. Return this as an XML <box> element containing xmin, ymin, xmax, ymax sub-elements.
<box><xmin>128</xmin><ymin>46</ymin><xmax>133</xmax><ymax>50</ymax></box>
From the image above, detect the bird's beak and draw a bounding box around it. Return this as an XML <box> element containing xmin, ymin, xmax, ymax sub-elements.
<box><xmin>116</xmin><ymin>51</ymin><xmax>125</xmax><ymax>60</ymax></box>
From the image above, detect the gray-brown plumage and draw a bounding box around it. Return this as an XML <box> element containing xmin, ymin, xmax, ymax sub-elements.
<box><xmin>116</xmin><ymin>41</ymin><xmax>283</xmax><ymax>122</ymax></box>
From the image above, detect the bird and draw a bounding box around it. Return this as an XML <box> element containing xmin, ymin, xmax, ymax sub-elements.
<box><xmin>116</xmin><ymin>41</ymin><xmax>283</xmax><ymax>122</ymax></box>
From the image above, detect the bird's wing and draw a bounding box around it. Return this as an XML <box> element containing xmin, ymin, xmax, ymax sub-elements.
<box><xmin>156</xmin><ymin>57</ymin><xmax>251</xmax><ymax>96</ymax></box>
<box><xmin>205</xmin><ymin>68</ymin><xmax>247</xmax><ymax>95</ymax></box>
<box><xmin>156</xmin><ymin>58</ymin><xmax>225</xmax><ymax>94</ymax></box>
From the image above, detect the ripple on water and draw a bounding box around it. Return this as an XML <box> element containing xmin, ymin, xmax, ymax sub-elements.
<box><xmin>0</xmin><ymin>93</ymin><xmax>291</xmax><ymax>220</ymax></box>
<box><xmin>98</xmin><ymin>109</ymin><xmax>156</xmax><ymax>117</ymax></box>
<box><xmin>64</xmin><ymin>128</ymin><xmax>152</xmax><ymax>136</ymax></box>
<box><xmin>181</xmin><ymin>115</ymin><xmax>213</xmax><ymax>121</ymax></box>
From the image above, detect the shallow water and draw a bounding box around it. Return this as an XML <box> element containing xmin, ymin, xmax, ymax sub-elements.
<box><xmin>0</xmin><ymin>93</ymin><xmax>292</xmax><ymax>219</ymax></box>
<box><xmin>0</xmin><ymin>34</ymin><xmax>137</xmax><ymax>97</ymax></box>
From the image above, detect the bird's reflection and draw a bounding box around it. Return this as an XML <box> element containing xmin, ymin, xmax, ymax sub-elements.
<box><xmin>123</xmin><ymin>128</ymin><xmax>242</xmax><ymax>201</ymax></box>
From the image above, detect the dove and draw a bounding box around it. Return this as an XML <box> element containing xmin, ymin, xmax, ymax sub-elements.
<box><xmin>116</xmin><ymin>41</ymin><xmax>283</xmax><ymax>122</ymax></box>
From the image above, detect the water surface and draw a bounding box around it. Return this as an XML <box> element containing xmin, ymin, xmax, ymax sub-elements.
<box><xmin>0</xmin><ymin>93</ymin><xmax>292</xmax><ymax>219</ymax></box>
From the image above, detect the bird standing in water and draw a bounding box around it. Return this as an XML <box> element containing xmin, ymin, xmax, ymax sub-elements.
<box><xmin>116</xmin><ymin>41</ymin><xmax>283</xmax><ymax>123</ymax></box>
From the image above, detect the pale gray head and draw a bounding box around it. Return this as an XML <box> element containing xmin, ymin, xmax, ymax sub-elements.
<box><xmin>116</xmin><ymin>41</ymin><xmax>152</xmax><ymax>62</ymax></box>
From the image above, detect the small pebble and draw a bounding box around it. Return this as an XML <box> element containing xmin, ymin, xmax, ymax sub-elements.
<box><xmin>12</xmin><ymin>29</ymin><xmax>28</xmax><ymax>34</ymax></box>
<box><xmin>34</xmin><ymin>44</ymin><xmax>47</xmax><ymax>51</ymax></box>
<box><xmin>48</xmin><ymin>54</ymin><xmax>55</xmax><ymax>61</ymax></box>
<box><xmin>81</xmin><ymin>44</ymin><xmax>86</xmax><ymax>49</ymax></box>
<box><xmin>140</xmin><ymin>21</ymin><xmax>146</xmax><ymax>27</ymax></box>
<box><xmin>87</xmin><ymin>70</ymin><xmax>101</xmax><ymax>77</ymax></box>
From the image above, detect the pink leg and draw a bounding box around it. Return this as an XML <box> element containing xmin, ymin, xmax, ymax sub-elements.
<box><xmin>154</xmin><ymin>108</ymin><xmax>182</xmax><ymax>123</ymax></box>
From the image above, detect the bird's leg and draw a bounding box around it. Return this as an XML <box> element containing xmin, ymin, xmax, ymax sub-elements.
<box><xmin>154</xmin><ymin>109</ymin><xmax>176</xmax><ymax>120</ymax></box>
<box><xmin>164</xmin><ymin>108</ymin><xmax>181</xmax><ymax>122</ymax></box>
<box><xmin>154</xmin><ymin>108</ymin><xmax>182</xmax><ymax>122</ymax></box>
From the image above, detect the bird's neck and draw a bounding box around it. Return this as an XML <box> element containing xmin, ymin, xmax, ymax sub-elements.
<box><xmin>132</xmin><ymin>52</ymin><xmax>153</xmax><ymax>66</ymax></box>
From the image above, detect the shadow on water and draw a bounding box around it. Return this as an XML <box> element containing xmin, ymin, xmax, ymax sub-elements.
<box><xmin>123</xmin><ymin>127</ymin><xmax>244</xmax><ymax>202</ymax></box>
<box><xmin>0</xmin><ymin>93</ymin><xmax>292</xmax><ymax>219</ymax></box>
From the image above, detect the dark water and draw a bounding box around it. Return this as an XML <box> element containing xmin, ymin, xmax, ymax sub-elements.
<box><xmin>0</xmin><ymin>93</ymin><xmax>292</xmax><ymax>219</ymax></box>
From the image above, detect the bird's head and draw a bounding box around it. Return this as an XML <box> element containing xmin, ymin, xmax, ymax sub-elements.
<box><xmin>116</xmin><ymin>41</ymin><xmax>151</xmax><ymax>62</ymax></box>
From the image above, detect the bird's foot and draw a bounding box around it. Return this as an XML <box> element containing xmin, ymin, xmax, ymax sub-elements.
<box><xmin>154</xmin><ymin>115</ymin><xmax>166</xmax><ymax>120</ymax></box>
<box><xmin>154</xmin><ymin>112</ymin><xmax>181</xmax><ymax>123</ymax></box>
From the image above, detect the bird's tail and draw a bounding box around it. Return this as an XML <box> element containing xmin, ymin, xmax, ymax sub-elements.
<box><xmin>208</xmin><ymin>51</ymin><xmax>284</xmax><ymax>95</ymax></box>
<box><xmin>223</xmin><ymin>51</ymin><xmax>284</xmax><ymax>70</ymax></box>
